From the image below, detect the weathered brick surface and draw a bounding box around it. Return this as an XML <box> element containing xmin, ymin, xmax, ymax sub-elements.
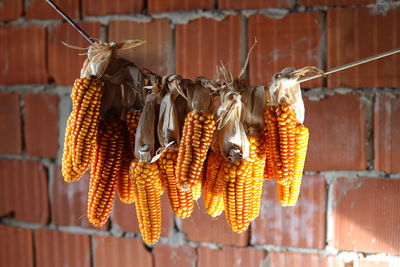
<box><xmin>0</xmin><ymin>159</ymin><xmax>49</xmax><ymax>224</ymax></box>
<box><xmin>35</xmin><ymin>229</ymin><xmax>91</xmax><ymax>267</ymax></box>
<box><xmin>327</xmin><ymin>7</ymin><xmax>400</xmax><ymax>88</ymax></box>
<box><xmin>93</xmin><ymin>236</ymin><xmax>152</xmax><ymax>267</ymax></box>
<box><xmin>176</xmin><ymin>15</ymin><xmax>242</xmax><ymax>80</ymax></box>
<box><xmin>354</xmin><ymin>259</ymin><xmax>392</xmax><ymax>267</ymax></box>
<box><xmin>0</xmin><ymin>25</ymin><xmax>47</xmax><ymax>84</ymax></box>
<box><xmin>153</xmin><ymin>244</ymin><xmax>195</xmax><ymax>267</ymax></box>
<box><xmin>198</xmin><ymin>246</ymin><xmax>266</xmax><ymax>267</ymax></box>
<box><xmin>248</xmin><ymin>12</ymin><xmax>323</xmax><ymax>88</ymax></box>
<box><xmin>109</xmin><ymin>19</ymin><xmax>171</xmax><ymax>75</ymax></box>
<box><xmin>82</xmin><ymin>0</ymin><xmax>143</xmax><ymax>16</ymax></box>
<box><xmin>26</xmin><ymin>0</ymin><xmax>79</xmax><ymax>20</ymax></box>
<box><xmin>270</xmin><ymin>252</ymin><xmax>338</xmax><ymax>267</ymax></box>
<box><xmin>298</xmin><ymin>0</ymin><xmax>373</xmax><ymax>6</ymax></box>
<box><xmin>181</xmin><ymin>195</ymin><xmax>249</xmax><ymax>246</ymax></box>
<box><xmin>333</xmin><ymin>177</ymin><xmax>400</xmax><ymax>254</ymax></box>
<box><xmin>374</xmin><ymin>93</ymin><xmax>400</xmax><ymax>173</ymax></box>
<box><xmin>0</xmin><ymin>225</ymin><xmax>34</xmax><ymax>267</ymax></box>
<box><xmin>47</xmin><ymin>22</ymin><xmax>101</xmax><ymax>85</ymax></box>
<box><xmin>219</xmin><ymin>0</ymin><xmax>290</xmax><ymax>9</ymax></box>
<box><xmin>149</xmin><ymin>0</ymin><xmax>213</xmax><ymax>13</ymax></box>
<box><xmin>0</xmin><ymin>0</ymin><xmax>23</xmax><ymax>21</ymax></box>
<box><xmin>113</xmin><ymin>193</ymin><xmax>174</xmax><ymax>237</ymax></box>
<box><xmin>251</xmin><ymin>175</ymin><xmax>326</xmax><ymax>249</ymax></box>
<box><xmin>24</xmin><ymin>93</ymin><xmax>59</xmax><ymax>158</ymax></box>
<box><xmin>304</xmin><ymin>94</ymin><xmax>366</xmax><ymax>171</ymax></box>
<box><xmin>0</xmin><ymin>92</ymin><xmax>22</xmax><ymax>154</ymax></box>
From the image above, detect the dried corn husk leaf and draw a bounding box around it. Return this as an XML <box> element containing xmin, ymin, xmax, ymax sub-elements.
<box><xmin>187</xmin><ymin>77</ymin><xmax>214</xmax><ymax>113</ymax></box>
<box><xmin>216</xmin><ymin>91</ymin><xmax>249</xmax><ymax>162</ymax></box>
<box><xmin>268</xmin><ymin>66</ymin><xmax>324</xmax><ymax>123</ymax></box>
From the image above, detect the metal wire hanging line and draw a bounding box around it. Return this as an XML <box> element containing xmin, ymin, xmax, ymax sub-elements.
<box><xmin>47</xmin><ymin>0</ymin><xmax>400</xmax><ymax>83</ymax></box>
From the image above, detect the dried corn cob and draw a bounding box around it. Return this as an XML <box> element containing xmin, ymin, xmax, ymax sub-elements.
<box><xmin>204</xmin><ymin>151</ymin><xmax>225</xmax><ymax>217</ymax></box>
<box><xmin>69</xmin><ymin>77</ymin><xmax>103</xmax><ymax>174</ymax></box>
<box><xmin>176</xmin><ymin>111</ymin><xmax>216</xmax><ymax>189</ymax></box>
<box><xmin>276</xmin><ymin>103</ymin><xmax>296</xmax><ymax>185</ymax></box>
<box><xmin>158</xmin><ymin>148</ymin><xmax>194</xmax><ymax>219</ymax></box>
<box><xmin>223</xmin><ymin>159</ymin><xmax>253</xmax><ymax>233</ymax></box>
<box><xmin>277</xmin><ymin>124</ymin><xmax>309</xmax><ymax>206</ymax></box>
<box><xmin>125</xmin><ymin>110</ymin><xmax>142</xmax><ymax>156</ymax></box>
<box><xmin>130</xmin><ymin>160</ymin><xmax>162</xmax><ymax>245</ymax></box>
<box><xmin>192</xmin><ymin>161</ymin><xmax>205</xmax><ymax>201</ymax></box>
<box><xmin>263</xmin><ymin>106</ymin><xmax>281</xmax><ymax>181</ymax></box>
<box><xmin>62</xmin><ymin>116</ymin><xmax>83</xmax><ymax>182</ymax></box>
<box><xmin>248</xmin><ymin>133</ymin><xmax>266</xmax><ymax>221</ymax></box>
<box><xmin>117</xmin><ymin>154</ymin><xmax>136</xmax><ymax>204</ymax></box>
<box><xmin>87</xmin><ymin>119</ymin><xmax>124</xmax><ymax>227</ymax></box>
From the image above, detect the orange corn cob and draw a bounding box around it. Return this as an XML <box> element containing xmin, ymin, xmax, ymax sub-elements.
<box><xmin>158</xmin><ymin>148</ymin><xmax>194</xmax><ymax>219</ymax></box>
<box><xmin>67</xmin><ymin>78</ymin><xmax>103</xmax><ymax>176</ymax></box>
<box><xmin>276</xmin><ymin>104</ymin><xmax>296</xmax><ymax>185</ymax></box>
<box><xmin>248</xmin><ymin>133</ymin><xmax>266</xmax><ymax>221</ymax></box>
<box><xmin>204</xmin><ymin>151</ymin><xmax>225</xmax><ymax>217</ymax></box>
<box><xmin>125</xmin><ymin>110</ymin><xmax>142</xmax><ymax>156</ymax></box>
<box><xmin>130</xmin><ymin>160</ymin><xmax>162</xmax><ymax>245</ymax></box>
<box><xmin>87</xmin><ymin>119</ymin><xmax>124</xmax><ymax>227</ymax></box>
<box><xmin>176</xmin><ymin>111</ymin><xmax>216</xmax><ymax>189</ymax></box>
<box><xmin>117</xmin><ymin>154</ymin><xmax>136</xmax><ymax>204</ymax></box>
<box><xmin>192</xmin><ymin>161</ymin><xmax>205</xmax><ymax>201</ymax></box>
<box><xmin>223</xmin><ymin>159</ymin><xmax>253</xmax><ymax>233</ymax></box>
<box><xmin>263</xmin><ymin>106</ymin><xmax>281</xmax><ymax>181</ymax></box>
<box><xmin>62</xmin><ymin>116</ymin><xmax>83</xmax><ymax>182</ymax></box>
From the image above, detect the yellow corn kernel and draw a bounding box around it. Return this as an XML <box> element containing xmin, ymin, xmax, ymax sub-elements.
<box><xmin>264</xmin><ymin>106</ymin><xmax>281</xmax><ymax>181</ymax></box>
<box><xmin>130</xmin><ymin>159</ymin><xmax>162</xmax><ymax>245</ymax></box>
<box><xmin>62</xmin><ymin>115</ymin><xmax>84</xmax><ymax>182</ymax></box>
<box><xmin>158</xmin><ymin>148</ymin><xmax>194</xmax><ymax>219</ymax></box>
<box><xmin>117</xmin><ymin>154</ymin><xmax>136</xmax><ymax>204</ymax></box>
<box><xmin>192</xmin><ymin>161</ymin><xmax>205</xmax><ymax>201</ymax></box>
<box><xmin>125</xmin><ymin>110</ymin><xmax>142</xmax><ymax>156</ymax></box>
<box><xmin>204</xmin><ymin>151</ymin><xmax>225</xmax><ymax>217</ymax></box>
<box><xmin>176</xmin><ymin>111</ymin><xmax>216</xmax><ymax>190</ymax></box>
<box><xmin>87</xmin><ymin>119</ymin><xmax>125</xmax><ymax>227</ymax></box>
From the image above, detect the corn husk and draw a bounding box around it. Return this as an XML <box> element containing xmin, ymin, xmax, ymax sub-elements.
<box><xmin>187</xmin><ymin>77</ymin><xmax>214</xmax><ymax>113</ymax></box>
<box><xmin>134</xmin><ymin>75</ymin><xmax>162</xmax><ymax>162</ymax></box>
<box><xmin>243</xmin><ymin>86</ymin><xmax>265</xmax><ymax>134</ymax></box>
<box><xmin>268</xmin><ymin>66</ymin><xmax>324</xmax><ymax>123</ymax></box>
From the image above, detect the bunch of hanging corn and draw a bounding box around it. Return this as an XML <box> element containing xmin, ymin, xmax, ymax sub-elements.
<box><xmin>263</xmin><ymin>69</ymin><xmax>310</xmax><ymax>207</ymax></box>
<box><xmin>175</xmin><ymin>78</ymin><xmax>217</xmax><ymax>191</ymax></box>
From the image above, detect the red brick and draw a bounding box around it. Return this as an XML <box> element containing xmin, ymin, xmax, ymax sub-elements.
<box><xmin>0</xmin><ymin>159</ymin><xmax>49</xmax><ymax>224</ymax></box>
<box><xmin>113</xmin><ymin>193</ymin><xmax>174</xmax><ymax>237</ymax></box>
<box><xmin>51</xmin><ymin>166</ymin><xmax>89</xmax><ymax>226</ymax></box>
<box><xmin>0</xmin><ymin>25</ymin><xmax>47</xmax><ymax>84</ymax></box>
<box><xmin>24</xmin><ymin>93</ymin><xmax>59</xmax><ymax>158</ymax></box>
<box><xmin>109</xmin><ymin>19</ymin><xmax>171</xmax><ymax>75</ymax></box>
<box><xmin>149</xmin><ymin>0</ymin><xmax>213</xmax><ymax>13</ymax></box>
<box><xmin>26</xmin><ymin>0</ymin><xmax>79</xmax><ymax>20</ymax></box>
<box><xmin>333</xmin><ymin>177</ymin><xmax>400</xmax><ymax>254</ymax></box>
<box><xmin>248</xmin><ymin>12</ymin><xmax>323</xmax><ymax>88</ymax></box>
<box><xmin>270</xmin><ymin>252</ymin><xmax>338</xmax><ymax>267</ymax></box>
<box><xmin>93</xmin><ymin>236</ymin><xmax>152</xmax><ymax>267</ymax></box>
<box><xmin>47</xmin><ymin>22</ymin><xmax>101</xmax><ymax>86</ymax></box>
<box><xmin>298</xmin><ymin>0</ymin><xmax>373</xmax><ymax>6</ymax></box>
<box><xmin>154</xmin><ymin>244</ymin><xmax>195</xmax><ymax>267</ymax></box>
<box><xmin>251</xmin><ymin>175</ymin><xmax>326</xmax><ymax>249</ymax></box>
<box><xmin>0</xmin><ymin>225</ymin><xmax>34</xmax><ymax>267</ymax></box>
<box><xmin>82</xmin><ymin>0</ymin><xmax>143</xmax><ymax>16</ymax></box>
<box><xmin>0</xmin><ymin>0</ymin><xmax>22</xmax><ymax>21</ymax></box>
<box><xmin>304</xmin><ymin>94</ymin><xmax>366</xmax><ymax>171</ymax></box>
<box><xmin>327</xmin><ymin>7</ymin><xmax>400</xmax><ymax>88</ymax></box>
<box><xmin>35</xmin><ymin>229</ymin><xmax>91</xmax><ymax>267</ymax></box>
<box><xmin>355</xmin><ymin>259</ymin><xmax>392</xmax><ymax>267</ymax></box>
<box><xmin>0</xmin><ymin>92</ymin><xmax>22</xmax><ymax>154</ymax></box>
<box><xmin>198</xmin><ymin>246</ymin><xmax>266</xmax><ymax>267</ymax></box>
<box><xmin>181</xmin><ymin>195</ymin><xmax>249</xmax><ymax>246</ymax></box>
<box><xmin>219</xmin><ymin>0</ymin><xmax>290</xmax><ymax>9</ymax></box>
<box><xmin>176</xmin><ymin>15</ymin><xmax>242</xmax><ymax>80</ymax></box>
<box><xmin>374</xmin><ymin>93</ymin><xmax>400</xmax><ymax>173</ymax></box>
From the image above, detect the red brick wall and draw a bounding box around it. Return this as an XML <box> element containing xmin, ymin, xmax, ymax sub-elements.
<box><xmin>1</xmin><ymin>1</ymin><xmax>400</xmax><ymax>266</ymax></box>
